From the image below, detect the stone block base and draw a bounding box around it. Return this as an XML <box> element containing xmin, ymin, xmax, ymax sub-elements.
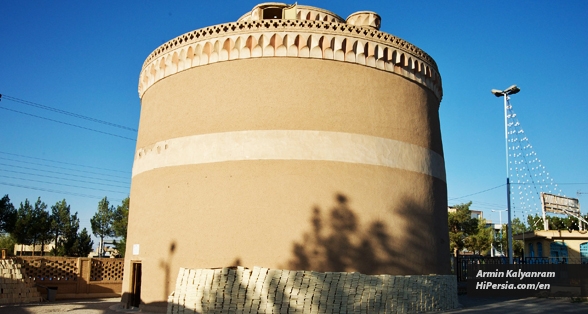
<box><xmin>167</xmin><ymin>266</ymin><xmax>458</xmax><ymax>313</ymax></box>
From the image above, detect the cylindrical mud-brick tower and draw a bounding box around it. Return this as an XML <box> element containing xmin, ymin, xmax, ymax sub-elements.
<box><xmin>123</xmin><ymin>3</ymin><xmax>448</xmax><ymax>312</ymax></box>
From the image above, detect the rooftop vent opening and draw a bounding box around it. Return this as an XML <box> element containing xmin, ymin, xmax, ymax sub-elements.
<box><xmin>262</xmin><ymin>7</ymin><xmax>283</xmax><ymax>19</ymax></box>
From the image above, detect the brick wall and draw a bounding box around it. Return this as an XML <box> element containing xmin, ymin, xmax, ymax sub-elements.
<box><xmin>168</xmin><ymin>267</ymin><xmax>458</xmax><ymax>313</ymax></box>
<box><xmin>0</xmin><ymin>259</ymin><xmax>43</xmax><ymax>304</ymax></box>
<box><xmin>10</xmin><ymin>257</ymin><xmax>123</xmax><ymax>300</ymax></box>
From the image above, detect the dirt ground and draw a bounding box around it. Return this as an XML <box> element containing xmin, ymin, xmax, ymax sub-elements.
<box><xmin>1</xmin><ymin>295</ymin><xmax>588</xmax><ymax>313</ymax></box>
<box><xmin>0</xmin><ymin>298</ymin><xmax>128</xmax><ymax>314</ymax></box>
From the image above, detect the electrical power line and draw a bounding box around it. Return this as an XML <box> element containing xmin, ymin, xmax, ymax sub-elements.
<box><xmin>449</xmin><ymin>182</ymin><xmax>586</xmax><ymax>202</ymax></box>
<box><xmin>0</xmin><ymin>95</ymin><xmax>134</xmax><ymax>202</ymax></box>
<box><xmin>0</xmin><ymin>106</ymin><xmax>136</xmax><ymax>141</ymax></box>
<box><xmin>0</xmin><ymin>169</ymin><xmax>130</xmax><ymax>189</ymax></box>
<box><xmin>464</xmin><ymin>202</ymin><xmax>507</xmax><ymax>210</ymax></box>
<box><xmin>0</xmin><ymin>181</ymin><xmax>124</xmax><ymax>202</ymax></box>
<box><xmin>0</xmin><ymin>156</ymin><xmax>130</xmax><ymax>180</ymax></box>
<box><xmin>448</xmin><ymin>184</ymin><xmax>506</xmax><ymax>201</ymax></box>
<box><xmin>0</xmin><ymin>94</ymin><xmax>137</xmax><ymax>132</ymax></box>
<box><xmin>0</xmin><ymin>175</ymin><xmax>128</xmax><ymax>195</ymax></box>
<box><xmin>0</xmin><ymin>163</ymin><xmax>130</xmax><ymax>184</ymax></box>
<box><xmin>0</xmin><ymin>151</ymin><xmax>130</xmax><ymax>174</ymax></box>
<box><xmin>466</xmin><ymin>200</ymin><xmax>505</xmax><ymax>207</ymax></box>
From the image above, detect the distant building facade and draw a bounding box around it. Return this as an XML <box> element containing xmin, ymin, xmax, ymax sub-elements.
<box><xmin>448</xmin><ymin>206</ymin><xmax>483</xmax><ymax>220</ymax></box>
<box><xmin>515</xmin><ymin>230</ymin><xmax>588</xmax><ymax>263</ymax></box>
<box><xmin>124</xmin><ymin>3</ymin><xmax>448</xmax><ymax>311</ymax></box>
<box><xmin>12</xmin><ymin>243</ymin><xmax>55</xmax><ymax>256</ymax></box>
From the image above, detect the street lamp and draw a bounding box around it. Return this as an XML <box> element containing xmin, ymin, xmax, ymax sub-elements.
<box><xmin>492</xmin><ymin>209</ymin><xmax>507</xmax><ymax>226</ymax></box>
<box><xmin>491</xmin><ymin>84</ymin><xmax>520</xmax><ymax>264</ymax></box>
<box><xmin>492</xmin><ymin>209</ymin><xmax>508</xmax><ymax>257</ymax></box>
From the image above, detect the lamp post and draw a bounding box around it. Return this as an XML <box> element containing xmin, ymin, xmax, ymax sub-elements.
<box><xmin>492</xmin><ymin>209</ymin><xmax>507</xmax><ymax>226</ymax></box>
<box><xmin>491</xmin><ymin>85</ymin><xmax>520</xmax><ymax>264</ymax></box>
<box><xmin>492</xmin><ymin>209</ymin><xmax>508</xmax><ymax>256</ymax></box>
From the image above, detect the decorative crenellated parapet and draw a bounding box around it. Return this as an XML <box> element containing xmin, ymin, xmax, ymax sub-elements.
<box><xmin>139</xmin><ymin>20</ymin><xmax>443</xmax><ymax>102</ymax></box>
<box><xmin>293</xmin><ymin>5</ymin><xmax>344</xmax><ymax>23</ymax></box>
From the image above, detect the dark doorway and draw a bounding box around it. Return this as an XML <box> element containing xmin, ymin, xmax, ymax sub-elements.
<box><xmin>130</xmin><ymin>261</ymin><xmax>142</xmax><ymax>308</ymax></box>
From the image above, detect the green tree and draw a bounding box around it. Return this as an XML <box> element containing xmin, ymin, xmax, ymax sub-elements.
<box><xmin>548</xmin><ymin>215</ymin><xmax>580</xmax><ymax>231</ymax></box>
<box><xmin>495</xmin><ymin>217</ymin><xmax>526</xmax><ymax>257</ymax></box>
<box><xmin>0</xmin><ymin>233</ymin><xmax>16</xmax><ymax>254</ymax></box>
<box><xmin>526</xmin><ymin>214</ymin><xmax>544</xmax><ymax>231</ymax></box>
<box><xmin>465</xmin><ymin>218</ymin><xmax>493</xmax><ymax>255</ymax></box>
<box><xmin>31</xmin><ymin>198</ymin><xmax>52</xmax><ymax>256</ymax></box>
<box><xmin>12</xmin><ymin>197</ymin><xmax>52</xmax><ymax>256</ymax></box>
<box><xmin>91</xmin><ymin>197</ymin><xmax>115</xmax><ymax>257</ymax></box>
<box><xmin>448</xmin><ymin>202</ymin><xmax>479</xmax><ymax>256</ymax></box>
<box><xmin>0</xmin><ymin>195</ymin><xmax>17</xmax><ymax>234</ymax></box>
<box><xmin>50</xmin><ymin>199</ymin><xmax>71</xmax><ymax>252</ymax></box>
<box><xmin>50</xmin><ymin>200</ymin><xmax>85</xmax><ymax>256</ymax></box>
<box><xmin>112</xmin><ymin>197</ymin><xmax>129</xmax><ymax>257</ymax></box>
<box><xmin>526</xmin><ymin>213</ymin><xmax>588</xmax><ymax>231</ymax></box>
<box><xmin>13</xmin><ymin>199</ymin><xmax>34</xmax><ymax>255</ymax></box>
<box><xmin>56</xmin><ymin>213</ymin><xmax>82</xmax><ymax>256</ymax></box>
<box><xmin>72</xmin><ymin>228</ymin><xmax>93</xmax><ymax>257</ymax></box>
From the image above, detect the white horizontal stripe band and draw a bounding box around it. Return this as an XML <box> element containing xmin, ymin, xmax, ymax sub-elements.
<box><xmin>132</xmin><ymin>130</ymin><xmax>446</xmax><ymax>181</ymax></box>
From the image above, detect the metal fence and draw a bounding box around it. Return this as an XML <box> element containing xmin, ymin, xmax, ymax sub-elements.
<box><xmin>454</xmin><ymin>256</ymin><xmax>586</xmax><ymax>282</ymax></box>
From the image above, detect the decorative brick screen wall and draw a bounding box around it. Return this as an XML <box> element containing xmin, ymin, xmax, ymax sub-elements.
<box><xmin>14</xmin><ymin>257</ymin><xmax>78</xmax><ymax>281</ymax></box>
<box><xmin>90</xmin><ymin>259</ymin><xmax>124</xmax><ymax>281</ymax></box>
<box><xmin>8</xmin><ymin>257</ymin><xmax>123</xmax><ymax>300</ymax></box>
<box><xmin>13</xmin><ymin>257</ymin><xmax>124</xmax><ymax>283</ymax></box>
<box><xmin>0</xmin><ymin>259</ymin><xmax>43</xmax><ymax>304</ymax></box>
<box><xmin>168</xmin><ymin>267</ymin><xmax>458</xmax><ymax>314</ymax></box>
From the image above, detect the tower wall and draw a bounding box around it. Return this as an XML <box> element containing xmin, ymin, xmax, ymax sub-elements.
<box><xmin>124</xmin><ymin>6</ymin><xmax>448</xmax><ymax>311</ymax></box>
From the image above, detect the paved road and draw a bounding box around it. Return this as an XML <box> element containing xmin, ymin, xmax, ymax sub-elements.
<box><xmin>1</xmin><ymin>296</ymin><xmax>587</xmax><ymax>313</ymax></box>
<box><xmin>446</xmin><ymin>295</ymin><xmax>588</xmax><ymax>313</ymax></box>
<box><xmin>0</xmin><ymin>298</ymin><xmax>129</xmax><ymax>314</ymax></box>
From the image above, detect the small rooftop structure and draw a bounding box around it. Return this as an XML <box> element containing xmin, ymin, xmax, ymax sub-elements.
<box><xmin>236</xmin><ymin>3</ymin><xmax>382</xmax><ymax>30</ymax></box>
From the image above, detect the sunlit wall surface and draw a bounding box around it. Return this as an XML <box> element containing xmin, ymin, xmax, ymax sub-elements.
<box><xmin>124</xmin><ymin>3</ymin><xmax>448</xmax><ymax>312</ymax></box>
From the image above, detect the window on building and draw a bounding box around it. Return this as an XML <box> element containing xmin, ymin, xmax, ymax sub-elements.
<box><xmin>528</xmin><ymin>242</ymin><xmax>535</xmax><ymax>257</ymax></box>
<box><xmin>580</xmin><ymin>242</ymin><xmax>588</xmax><ymax>264</ymax></box>
<box><xmin>537</xmin><ymin>242</ymin><xmax>543</xmax><ymax>257</ymax></box>
<box><xmin>262</xmin><ymin>7</ymin><xmax>283</xmax><ymax>19</ymax></box>
<box><xmin>550</xmin><ymin>242</ymin><xmax>568</xmax><ymax>263</ymax></box>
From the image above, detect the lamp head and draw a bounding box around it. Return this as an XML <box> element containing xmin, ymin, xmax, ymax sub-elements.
<box><xmin>491</xmin><ymin>85</ymin><xmax>520</xmax><ymax>97</ymax></box>
<box><xmin>491</xmin><ymin>89</ymin><xmax>504</xmax><ymax>97</ymax></box>
<box><xmin>504</xmin><ymin>85</ymin><xmax>520</xmax><ymax>95</ymax></box>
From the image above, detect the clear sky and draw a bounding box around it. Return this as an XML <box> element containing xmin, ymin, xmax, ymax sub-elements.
<box><xmin>1</xmin><ymin>0</ymin><xmax>587</xmax><ymax>244</ymax></box>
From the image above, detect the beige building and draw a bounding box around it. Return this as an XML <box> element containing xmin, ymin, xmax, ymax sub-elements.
<box><xmin>123</xmin><ymin>3</ymin><xmax>448</xmax><ymax>311</ymax></box>
<box><xmin>12</xmin><ymin>243</ymin><xmax>55</xmax><ymax>256</ymax></box>
<box><xmin>514</xmin><ymin>230</ymin><xmax>588</xmax><ymax>262</ymax></box>
<box><xmin>448</xmin><ymin>206</ymin><xmax>483</xmax><ymax>220</ymax></box>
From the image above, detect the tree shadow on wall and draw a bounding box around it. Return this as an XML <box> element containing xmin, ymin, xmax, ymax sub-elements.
<box><xmin>287</xmin><ymin>193</ymin><xmax>450</xmax><ymax>275</ymax></box>
<box><xmin>160</xmin><ymin>241</ymin><xmax>176</xmax><ymax>300</ymax></box>
<box><xmin>137</xmin><ymin>241</ymin><xmax>176</xmax><ymax>313</ymax></box>
<box><xmin>166</xmin><ymin>193</ymin><xmax>454</xmax><ymax>313</ymax></box>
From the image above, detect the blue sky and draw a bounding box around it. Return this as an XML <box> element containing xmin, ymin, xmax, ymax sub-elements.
<box><xmin>1</xmin><ymin>1</ymin><xmax>587</xmax><ymax>243</ymax></box>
